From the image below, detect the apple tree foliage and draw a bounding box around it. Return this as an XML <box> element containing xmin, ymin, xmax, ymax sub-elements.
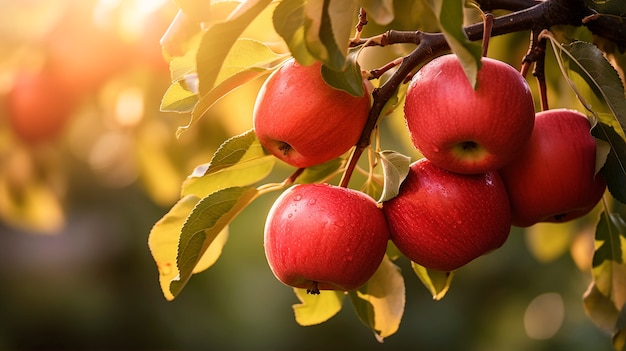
<box><xmin>148</xmin><ymin>0</ymin><xmax>626</xmax><ymax>347</ymax></box>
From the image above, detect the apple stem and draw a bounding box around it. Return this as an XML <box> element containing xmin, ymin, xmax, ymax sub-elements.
<box><xmin>307</xmin><ymin>282</ymin><xmax>321</xmax><ymax>295</ymax></box>
<box><xmin>522</xmin><ymin>30</ymin><xmax>549</xmax><ymax>110</ymax></box>
<box><xmin>339</xmin><ymin>146</ymin><xmax>365</xmax><ymax>188</ymax></box>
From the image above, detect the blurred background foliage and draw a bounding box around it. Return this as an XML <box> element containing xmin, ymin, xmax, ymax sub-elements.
<box><xmin>0</xmin><ymin>0</ymin><xmax>616</xmax><ymax>349</ymax></box>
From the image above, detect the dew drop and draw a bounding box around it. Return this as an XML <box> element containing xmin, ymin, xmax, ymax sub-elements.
<box><xmin>287</xmin><ymin>213</ymin><xmax>293</xmax><ymax>219</ymax></box>
<box><xmin>294</xmin><ymin>195</ymin><xmax>302</xmax><ymax>201</ymax></box>
<box><xmin>432</xmin><ymin>145</ymin><xmax>440</xmax><ymax>153</ymax></box>
<box><xmin>308</xmin><ymin>198</ymin><xmax>317</xmax><ymax>205</ymax></box>
<box><xmin>334</xmin><ymin>220</ymin><xmax>345</xmax><ymax>228</ymax></box>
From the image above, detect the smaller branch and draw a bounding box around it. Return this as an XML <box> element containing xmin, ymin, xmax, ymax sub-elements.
<box><xmin>350</xmin><ymin>8</ymin><xmax>368</xmax><ymax>44</ymax></box>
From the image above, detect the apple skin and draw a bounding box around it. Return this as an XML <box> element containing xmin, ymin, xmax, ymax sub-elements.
<box><xmin>382</xmin><ymin>158</ymin><xmax>512</xmax><ymax>272</ymax></box>
<box><xmin>264</xmin><ymin>183</ymin><xmax>389</xmax><ymax>293</ymax></box>
<box><xmin>404</xmin><ymin>54</ymin><xmax>535</xmax><ymax>174</ymax></box>
<box><xmin>499</xmin><ymin>109</ymin><xmax>606</xmax><ymax>227</ymax></box>
<box><xmin>253</xmin><ymin>59</ymin><xmax>371</xmax><ymax>168</ymax></box>
<box><xmin>6</xmin><ymin>71</ymin><xmax>75</xmax><ymax>145</ymax></box>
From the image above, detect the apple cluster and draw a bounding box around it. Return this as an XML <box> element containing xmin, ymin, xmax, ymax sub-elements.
<box><xmin>256</xmin><ymin>55</ymin><xmax>606</xmax><ymax>293</ymax></box>
<box><xmin>388</xmin><ymin>54</ymin><xmax>607</xmax><ymax>271</ymax></box>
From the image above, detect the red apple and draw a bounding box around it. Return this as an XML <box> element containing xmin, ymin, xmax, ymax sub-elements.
<box><xmin>6</xmin><ymin>71</ymin><xmax>75</xmax><ymax>145</ymax></box>
<box><xmin>264</xmin><ymin>183</ymin><xmax>389</xmax><ymax>293</ymax></box>
<box><xmin>253</xmin><ymin>59</ymin><xmax>371</xmax><ymax>168</ymax></box>
<box><xmin>382</xmin><ymin>158</ymin><xmax>512</xmax><ymax>271</ymax></box>
<box><xmin>499</xmin><ymin>109</ymin><xmax>606</xmax><ymax>227</ymax></box>
<box><xmin>404</xmin><ymin>54</ymin><xmax>535</xmax><ymax>174</ymax></box>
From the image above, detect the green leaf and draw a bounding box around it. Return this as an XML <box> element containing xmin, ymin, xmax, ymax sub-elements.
<box><xmin>377</xmin><ymin>150</ymin><xmax>411</xmax><ymax>203</ymax></box>
<box><xmin>592</xmin><ymin>122</ymin><xmax>626</xmax><ymax>204</ymax></box>
<box><xmin>593</xmin><ymin>211</ymin><xmax>626</xmax><ymax>268</ymax></box>
<box><xmin>149</xmin><ymin>195</ymin><xmax>228</xmax><ymax>301</ymax></box>
<box><xmin>321</xmin><ymin>47</ymin><xmax>365</xmax><ymax>96</ymax></box>
<box><xmin>161</xmin><ymin>80</ymin><xmax>199</xmax><ymax>113</ymax></box>
<box><xmin>411</xmin><ymin>261</ymin><xmax>454</xmax><ymax>300</ymax></box>
<box><xmin>326</xmin><ymin>0</ymin><xmax>359</xmax><ymax>68</ymax></box>
<box><xmin>177</xmin><ymin>67</ymin><xmax>272</xmax><ymax>137</ymax></box>
<box><xmin>182</xmin><ymin>130</ymin><xmax>275</xmax><ymax>198</ymax></box>
<box><xmin>349</xmin><ymin>255</ymin><xmax>405</xmax><ymax>342</ymax></box>
<box><xmin>552</xmin><ymin>39</ymin><xmax>626</xmax><ymax>140</ymax></box>
<box><xmin>196</xmin><ymin>0</ymin><xmax>273</xmax><ymax>95</ymax></box>
<box><xmin>587</xmin><ymin>211</ymin><xmax>626</xmax><ymax>329</ymax></box>
<box><xmin>170</xmin><ymin>186</ymin><xmax>259</xmax><ymax>298</ymax></box>
<box><xmin>272</xmin><ymin>0</ymin><xmax>317</xmax><ymax>65</ymax></box>
<box><xmin>292</xmin><ymin>288</ymin><xmax>345</xmax><ymax>326</ymax></box>
<box><xmin>295</xmin><ymin>157</ymin><xmax>345</xmax><ymax>184</ymax></box>
<box><xmin>215</xmin><ymin>38</ymin><xmax>286</xmax><ymax>86</ymax></box>
<box><xmin>426</xmin><ymin>0</ymin><xmax>482</xmax><ymax>88</ymax></box>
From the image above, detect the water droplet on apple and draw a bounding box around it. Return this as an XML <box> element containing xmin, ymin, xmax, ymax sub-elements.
<box><xmin>432</xmin><ymin>145</ymin><xmax>440</xmax><ymax>153</ymax></box>
<box><xmin>294</xmin><ymin>195</ymin><xmax>302</xmax><ymax>201</ymax></box>
<box><xmin>334</xmin><ymin>220</ymin><xmax>345</xmax><ymax>228</ymax></box>
<box><xmin>287</xmin><ymin>213</ymin><xmax>293</xmax><ymax>219</ymax></box>
<box><xmin>308</xmin><ymin>198</ymin><xmax>317</xmax><ymax>205</ymax></box>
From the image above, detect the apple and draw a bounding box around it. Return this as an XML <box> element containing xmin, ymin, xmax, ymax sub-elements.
<box><xmin>264</xmin><ymin>183</ymin><xmax>389</xmax><ymax>293</ymax></box>
<box><xmin>6</xmin><ymin>71</ymin><xmax>76</xmax><ymax>145</ymax></box>
<box><xmin>253</xmin><ymin>59</ymin><xmax>371</xmax><ymax>168</ymax></box>
<box><xmin>499</xmin><ymin>109</ymin><xmax>606</xmax><ymax>227</ymax></box>
<box><xmin>382</xmin><ymin>158</ymin><xmax>512</xmax><ymax>271</ymax></box>
<box><xmin>404</xmin><ymin>54</ymin><xmax>535</xmax><ymax>174</ymax></box>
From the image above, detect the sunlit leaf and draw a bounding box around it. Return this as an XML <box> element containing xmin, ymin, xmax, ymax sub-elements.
<box><xmin>586</xmin><ymin>211</ymin><xmax>626</xmax><ymax>331</ymax></box>
<box><xmin>196</xmin><ymin>0</ymin><xmax>273</xmax><ymax>95</ymax></box>
<box><xmin>292</xmin><ymin>288</ymin><xmax>345</xmax><ymax>326</ymax></box>
<box><xmin>592</xmin><ymin>122</ymin><xmax>626</xmax><ymax>204</ymax></box>
<box><xmin>377</xmin><ymin>150</ymin><xmax>411</xmax><ymax>203</ymax></box>
<box><xmin>426</xmin><ymin>0</ymin><xmax>482</xmax><ymax>88</ymax></box>
<box><xmin>411</xmin><ymin>262</ymin><xmax>454</xmax><ymax>300</ymax></box>
<box><xmin>161</xmin><ymin>80</ymin><xmax>199</xmax><ymax>113</ymax></box>
<box><xmin>327</xmin><ymin>0</ymin><xmax>359</xmax><ymax>67</ymax></box>
<box><xmin>169</xmin><ymin>31</ymin><xmax>204</xmax><ymax>81</ymax></box>
<box><xmin>583</xmin><ymin>282</ymin><xmax>620</xmax><ymax>332</ymax></box>
<box><xmin>177</xmin><ymin>67</ymin><xmax>271</xmax><ymax>137</ymax></box>
<box><xmin>349</xmin><ymin>255</ymin><xmax>405</xmax><ymax>341</ymax></box>
<box><xmin>174</xmin><ymin>0</ymin><xmax>212</xmax><ymax>23</ymax></box>
<box><xmin>149</xmin><ymin>195</ymin><xmax>228</xmax><ymax>301</ymax></box>
<box><xmin>215</xmin><ymin>38</ymin><xmax>286</xmax><ymax>86</ymax></box>
<box><xmin>170</xmin><ymin>186</ymin><xmax>259</xmax><ymax>298</ymax></box>
<box><xmin>272</xmin><ymin>0</ymin><xmax>317</xmax><ymax>65</ymax></box>
<box><xmin>181</xmin><ymin>130</ymin><xmax>275</xmax><ymax>197</ymax></box>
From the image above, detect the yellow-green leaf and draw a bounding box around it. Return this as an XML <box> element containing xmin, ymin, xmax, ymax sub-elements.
<box><xmin>411</xmin><ymin>261</ymin><xmax>454</xmax><ymax>300</ymax></box>
<box><xmin>292</xmin><ymin>288</ymin><xmax>345</xmax><ymax>326</ymax></box>
<box><xmin>350</xmin><ymin>255</ymin><xmax>405</xmax><ymax>341</ymax></box>
<box><xmin>170</xmin><ymin>186</ymin><xmax>259</xmax><ymax>298</ymax></box>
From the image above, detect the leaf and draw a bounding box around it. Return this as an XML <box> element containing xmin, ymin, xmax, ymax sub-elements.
<box><xmin>426</xmin><ymin>0</ymin><xmax>482</xmax><ymax>88</ymax></box>
<box><xmin>272</xmin><ymin>0</ymin><xmax>317</xmax><ymax>65</ymax></box>
<box><xmin>181</xmin><ymin>130</ymin><xmax>275</xmax><ymax>197</ymax></box>
<box><xmin>377</xmin><ymin>150</ymin><xmax>411</xmax><ymax>203</ymax></box>
<box><xmin>174</xmin><ymin>0</ymin><xmax>213</xmax><ymax>23</ymax></box>
<box><xmin>292</xmin><ymin>288</ymin><xmax>345</xmax><ymax>326</ymax></box>
<box><xmin>321</xmin><ymin>47</ymin><xmax>365</xmax><ymax>96</ymax></box>
<box><xmin>215</xmin><ymin>38</ymin><xmax>286</xmax><ymax>86</ymax></box>
<box><xmin>411</xmin><ymin>262</ymin><xmax>454</xmax><ymax>300</ymax></box>
<box><xmin>592</xmin><ymin>122</ymin><xmax>626</xmax><ymax>204</ymax></box>
<box><xmin>148</xmin><ymin>195</ymin><xmax>228</xmax><ymax>301</ymax></box>
<box><xmin>160</xmin><ymin>80</ymin><xmax>199</xmax><ymax>113</ymax></box>
<box><xmin>177</xmin><ymin>67</ymin><xmax>271</xmax><ymax>137</ymax></box>
<box><xmin>170</xmin><ymin>186</ymin><xmax>259</xmax><ymax>298</ymax></box>
<box><xmin>326</xmin><ymin>0</ymin><xmax>359</xmax><ymax>68</ymax></box>
<box><xmin>585</xmin><ymin>211</ymin><xmax>626</xmax><ymax>332</ymax></box>
<box><xmin>583</xmin><ymin>282</ymin><xmax>620</xmax><ymax>332</ymax></box>
<box><xmin>196</xmin><ymin>0</ymin><xmax>273</xmax><ymax>95</ymax></box>
<box><xmin>295</xmin><ymin>157</ymin><xmax>345</xmax><ymax>184</ymax></box>
<box><xmin>349</xmin><ymin>255</ymin><xmax>405</xmax><ymax>341</ymax></box>
<box><xmin>551</xmin><ymin>39</ymin><xmax>626</xmax><ymax>140</ymax></box>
